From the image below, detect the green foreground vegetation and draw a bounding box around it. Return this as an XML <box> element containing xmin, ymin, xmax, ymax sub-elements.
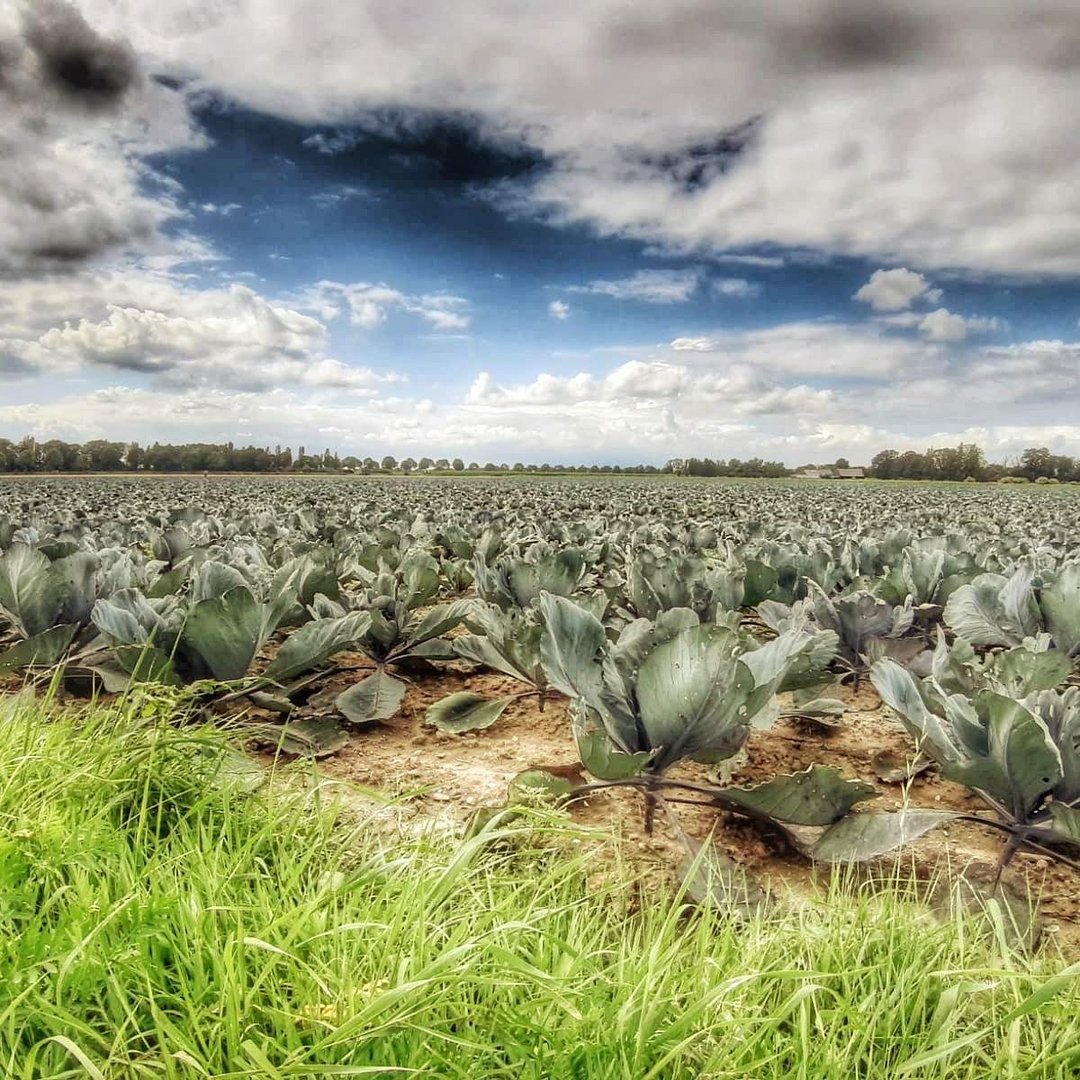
<box><xmin>3</xmin><ymin>692</ymin><xmax>1080</xmax><ymax>1079</ymax></box>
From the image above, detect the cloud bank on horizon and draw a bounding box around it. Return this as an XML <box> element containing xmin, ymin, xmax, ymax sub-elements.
<box><xmin>2</xmin><ymin>0</ymin><xmax>1080</xmax><ymax>464</ymax></box>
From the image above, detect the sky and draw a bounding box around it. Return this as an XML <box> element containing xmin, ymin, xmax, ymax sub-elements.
<box><xmin>1</xmin><ymin>1</ymin><xmax>1080</xmax><ymax>465</ymax></box>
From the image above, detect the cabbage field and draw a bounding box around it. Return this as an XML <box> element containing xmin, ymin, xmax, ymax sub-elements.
<box><xmin>2</xmin><ymin>474</ymin><xmax>1080</xmax><ymax>932</ymax></box>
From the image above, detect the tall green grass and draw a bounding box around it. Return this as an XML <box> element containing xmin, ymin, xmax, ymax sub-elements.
<box><xmin>1</xmin><ymin>690</ymin><xmax>1079</xmax><ymax>1078</ymax></box>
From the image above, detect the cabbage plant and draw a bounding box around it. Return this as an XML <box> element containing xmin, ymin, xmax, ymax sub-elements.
<box><xmin>836</xmin><ymin>653</ymin><xmax>1080</xmax><ymax>875</ymax></box>
<box><xmin>944</xmin><ymin>562</ymin><xmax>1080</xmax><ymax>658</ymax></box>
<box><xmin>536</xmin><ymin>593</ymin><xmax>873</xmax><ymax>836</ymax></box>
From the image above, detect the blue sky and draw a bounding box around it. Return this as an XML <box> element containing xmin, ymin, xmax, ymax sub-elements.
<box><xmin>2</xmin><ymin>0</ymin><xmax>1080</xmax><ymax>464</ymax></box>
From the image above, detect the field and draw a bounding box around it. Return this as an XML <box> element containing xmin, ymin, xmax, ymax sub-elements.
<box><xmin>3</xmin><ymin>474</ymin><xmax>1080</xmax><ymax>1075</ymax></box>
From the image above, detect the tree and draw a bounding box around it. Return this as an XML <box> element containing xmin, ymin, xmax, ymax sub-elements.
<box><xmin>869</xmin><ymin>449</ymin><xmax>899</xmax><ymax>479</ymax></box>
<box><xmin>380</xmin><ymin>455</ymin><xmax>397</xmax><ymax>471</ymax></box>
<box><xmin>1020</xmin><ymin>447</ymin><xmax>1054</xmax><ymax>480</ymax></box>
<box><xmin>451</xmin><ymin>458</ymin><xmax>464</xmax><ymax>471</ymax></box>
<box><xmin>418</xmin><ymin>457</ymin><xmax>434</xmax><ymax>470</ymax></box>
<box><xmin>401</xmin><ymin>457</ymin><xmax>417</xmax><ymax>474</ymax></box>
<box><xmin>14</xmin><ymin>437</ymin><xmax>38</xmax><ymax>472</ymax></box>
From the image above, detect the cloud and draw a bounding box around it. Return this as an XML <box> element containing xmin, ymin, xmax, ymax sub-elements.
<box><xmin>309</xmin><ymin>185</ymin><xmax>374</xmax><ymax>208</ymax></box>
<box><xmin>292</xmin><ymin>280</ymin><xmax>471</xmax><ymax>331</ymax></box>
<box><xmin>0</xmin><ymin>0</ymin><xmax>204</xmax><ymax>273</ymax></box>
<box><xmin>53</xmin><ymin>0</ymin><xmax>1080</xmax><ymax>275</ymax></box>
<box><xmin>712</xmin><ymin>277</ymin><xmax>760</xmax><ymax>299</ymax></box>
<box><xmin>670</xmin><ymin>319</ymin><xmax>940</xmax><ymax>378</ymax></box>
<box><xmin>854</xmin><ymin>268</ymin><xmax>939</xmax><ymax>312</ymax></box>
<box><xmin>711</xmin><ymin>253</ymin><xmax>785</xmax><ymax>268</ymax></box>
<box><xmin>0</xmin><ymin>274</ymin><xmax>399</xmax><ymax>393</ymax></box>
<box><xmin>548</xmin><ymin>299</ymin><xmax>570</xmax><ymax>320</ymax></box>
<box><xmin>918</xmin><ymin>307</ymin><xmax>1002</xmax><ymax>342</ymax></box>
<box><xmin>466</xmin><ymin>358</ymin><xmax>834</xmax><ymax>418</ymax></box>
<box><xmin>566</xmin><ymin>268</ymin><xmax>701</xmax><ymax>303</ymax></box>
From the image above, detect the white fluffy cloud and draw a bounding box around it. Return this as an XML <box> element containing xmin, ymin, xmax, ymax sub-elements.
<box><xmin>918</xmin><ymin>307</ymin><xmax>1002</xmax><ymax>342</ymax></box>
<box><xmin>0</xmin><ymin>272</ymin><xmax>399</xmax><ymax>392</ymax></box>
<box><xmin>466</xmin><ymin>358</ymin><xmax>834</xmax><ymax>419</ymax></box>
<box><xmin>548</xmin><ymin>299</ymin><xmax>570</xmax><ymax>320</ymax></box>
<box><xmin>854</xmin><ymin>268</ymin><xmax>938</xmax><ymax>312</ymax></box>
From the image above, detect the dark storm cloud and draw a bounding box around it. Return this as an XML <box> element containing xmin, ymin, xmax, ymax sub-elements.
<box><xmin>22</xmin><ymin>0</ymin><xmax>139</xmax><ymax>108</ymax></box>
<box><xmin>778</xmin><ymin>1</ymin><xmax>929</xmax><ymax>70</ymax></box>
<box><xmin>0</xmin><ymin>1</ymin><xmax>193</xmax><ymax>275</ymax></box>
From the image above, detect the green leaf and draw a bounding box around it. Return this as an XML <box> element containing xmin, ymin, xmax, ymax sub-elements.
<box><xmin>454</xmin><ymin>633</ymin><xmax>533</xmax><ymax>682</ymax></box>
<box><xmin>507</xmin><ymin>769</ymin><xmax>574</xmax><ymax>804</ymax></box>
<box><xmin>574</xmin><ymin>724</ymin><xmax>652</xmax><ymax>780</ymax></box>
<box><xmin>114</xmin><ymin>644</ymin><xmax>181</xmax><ymax>686</ymax></box>
<box><xmin>405</xmin><ymin>599</ymin><xmax>473</xmax><ymax>649</ymax></box>
<box><xmin>991</xmin><ymin>648</ymin><xmax>1072</xmax><ymax>698</ymax></box>
<box><xmin>0</xmin><ymin>543</ymin><xmax>64</xmax><ymax>637</ymax></box>
<box><xmin>1048</xmin><ymin>803</ymin><xmax>1080</xmax><ymax>843</ymax></box>
<box><xmin>398</xmin><ymin>637</ymin><xmax>458</xmax><ymax>663</ymax></box>
<box><xmin>871</xmin><ymin>659</ymin><xmax>966</xmax><ymax>768</ymax></box>
<box><xmin>425</xmin><ymin>692</ymin><xmax>513</xmax><ymax>733</ymax></box>
<box><xmin>260</xmin><ymin>716</ymin><xmax>349</xmax><ymax>758</ymax></box>
<box><xmin>970</xmin><ymin>692</ymin><xmax>1061</xmax><ymax>822</ymax></box>
<box><xmin>91</xmin><ymin>589</ymin><xmax>168</xmax><ymax>645</ymax></box>
<box><xmin>719</xmin><ymin>765</ymin><xmax>878</xmax><ymax>826</ymax></box>
<box><xmin>182</xmin><ymin>585</ymin><xmax>263</xmax><ymax>681</ymax></box>
<box><xmin>742</xmin><ymin>560</ymin><xmax>779</xmax><ymax>606</ymax></box>
<box><xmin>944</xmin><ymin>574</ymin><xmax>1021</xmax><ymax>647</ymax></box>
<box><xmin>811</xmin><ymin>810</ymin><xmax>958</xmax><ymax>862</ymax></box>
<box><xmin>53</xmin><ymin>551</ymin><xmax>98</xmax><ymax>627</ymax></box>
<box><xmin>679</xmin><ymin>837</ymin><xmax>768</xmax><ymax>918</ymax></box>
<box><xmin>0</xmin><ymin>623</ymin><xmax>78</xmax><ymax>672</ymax></box>
<box><xmin>636</xmin><ymin>624</ymin><xmax>752</xmax><ymax>772</ymax></box>
<box><xmin>1040</xmin><ymin>563</ymin><xmax>1080</xmax><ymax>657</ymax></box>
<box><xmin>538</xmin><ymin>592</ymin><xmax>607</xmax><ymax>705</ymax></box>
<box><xmin>191</xmin><ymin>560</ymin><xmax>248</xmax><ymax>603</ymax></box>
<box><xmin>263</xmin><ymin>611</ymin><xmax>370</xmax><ymax>682</ymax></box>
<box><xmin>146</xmin><ymin>567</ymin><xmax>186</xmax><ymax>598</ymax></box>
<box><xmin>335</xmin><ymin>669</ymin><xmax>407</xmax><ymax>725</ymax></box>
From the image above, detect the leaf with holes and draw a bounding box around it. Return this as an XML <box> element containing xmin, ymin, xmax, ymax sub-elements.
<box><xmin>335</xmin><ymin>669</ymin><xmax>407</xmax><ymax>725</ymax></box>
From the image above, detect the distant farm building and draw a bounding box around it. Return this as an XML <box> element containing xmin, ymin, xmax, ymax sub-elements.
<box><xmin>795</xmin><ymin>466</ymin><xmax>866</xmax><ymax>479</ymax></box>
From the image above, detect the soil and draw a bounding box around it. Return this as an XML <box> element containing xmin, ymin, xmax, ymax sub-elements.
<box><xmin>238</xmin><ymin>657</ymin><xmax>1080</xmax><ymax>957</ymax></box>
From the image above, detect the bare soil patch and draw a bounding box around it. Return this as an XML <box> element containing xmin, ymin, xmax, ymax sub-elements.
<box><xmin>246</xmin><ymin>661</ymin><xmax>1080</xmax><ymax>954</ymax></box>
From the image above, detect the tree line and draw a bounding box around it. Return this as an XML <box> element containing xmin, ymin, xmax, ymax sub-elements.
<box><xmin>0</xmin><ymin>437</ymin><xmax>672</xmax><ymax>475</ymax></box>
<box><xmin>0</xmin><ymin>435</ymin><xmax>1076</xmax><ymax>481</ymax></box>
<box><xmin>868</xmin><ymin>444</ymin><xmax>1080</xmax><ymax>482</ymax></box>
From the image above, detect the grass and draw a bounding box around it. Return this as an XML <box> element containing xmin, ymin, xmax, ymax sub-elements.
<box><xmin>1</xmin><ymin>692</ymin><xmax>1080</xmax><ymax>1078</ymax></box>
